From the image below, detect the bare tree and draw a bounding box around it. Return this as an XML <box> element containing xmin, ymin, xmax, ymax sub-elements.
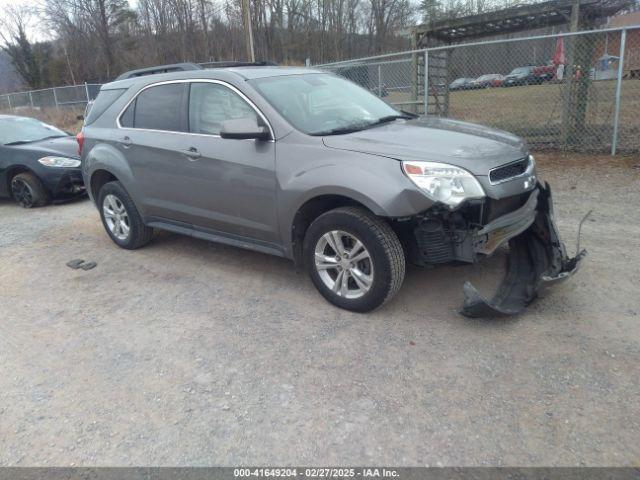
<box><xmin>0</xmin><ymin>5</ymin><xmax>43</xmax><ymax>88</ymax></box>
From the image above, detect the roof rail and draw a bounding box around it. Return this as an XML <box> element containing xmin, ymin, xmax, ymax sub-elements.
<box><xmin>199</xmin><ymin>61</ymin><xmax>278</xmax><ymax>68</ymax></box>
<box><xmin>115</xmin><ymin>63</ymin><xmax>203</xmax><ymax>81</ymax></box>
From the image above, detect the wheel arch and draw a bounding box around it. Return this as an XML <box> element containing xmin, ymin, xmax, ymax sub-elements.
<box><xmin>290</xmin><ymin>193</ymin><xmax>379</xmax><ymax>267</ymax></box>
<box><xmin>89</xmin><ymin>169</ymin><xmax>120</xmax><ymax>203</ymax></box>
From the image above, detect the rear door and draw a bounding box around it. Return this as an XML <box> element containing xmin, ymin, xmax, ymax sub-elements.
<box><xmin>117</xmin><ymin>82</ymin><xmax>195</xmax><ymax>224</ymax></box>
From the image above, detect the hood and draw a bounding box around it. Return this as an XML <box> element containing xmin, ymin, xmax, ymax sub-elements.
<box><xmin>10</xmin><ymin>135</ymin><xmax>79</xmax><ymax>159</ymax></box>
<box><xmin>322</xmin><ymin>117</ymin><xmax>528</xmax><ymax>175</ymax></box>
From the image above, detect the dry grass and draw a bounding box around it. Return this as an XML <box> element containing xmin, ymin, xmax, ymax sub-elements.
<box><xmin>390</xmin><ymin>79</ymin><xmax>640</xmax><ymax>150</ymax></box>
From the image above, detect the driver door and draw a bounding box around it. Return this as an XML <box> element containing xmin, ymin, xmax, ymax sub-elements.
<box><xmin>178</xmin><ymin>81</ymin><xmax>278</xmax><ymax>244</ymax></box>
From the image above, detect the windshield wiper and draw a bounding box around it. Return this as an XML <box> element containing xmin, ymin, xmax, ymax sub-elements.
<box><xmin>312</xmin><ymin>114</ymin><xmax>413</xmax><ymax>136</ymax></box>
<box><xmin>365</xmin><ymin>114</ymin><xmax>413</xmax><ymax>127</ymax></box>
<box><xmin>311</xmin><ymin>125</ymin><xmax>370</xmax><ymax>136</ymax></box>
<box><xmin>4</xmin><ymin>135</ymin><xmax>67</xmax><ymax>146</ymax></box>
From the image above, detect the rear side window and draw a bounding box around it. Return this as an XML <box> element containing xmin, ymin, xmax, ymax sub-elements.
<box><xmin>85</xmin><ymin>88</ymin><xmax>126</xmax><ymax>125</ymax></box>
<box><xmin>126</xmin><ymin>83</ymin><xmax>187</xmax><ymax>132</ymax></box>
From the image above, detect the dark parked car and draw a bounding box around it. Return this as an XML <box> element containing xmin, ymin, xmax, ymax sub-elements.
<box><xmin>503</xmin><ymin>66</ymin><xmax>536</xmax><ymax>86</ymax></box>
<box><xmin>80</xmin><ymin>64</ymin><xmax>584</xmax><ymax>316</ymax></box>
<box><xmin>0</xmin><ymin>115</ymin><xmax>84</xmax><ymax>208</ymax></box>
<box><xmin>470</xmin><ymin>74</ymin><xmax>504</xmax><ymax>89</ymax></box>
<box><xmin>449</xmin><ymin>78</ymin><xmax>474</xmax><ymax>91</ymax></box>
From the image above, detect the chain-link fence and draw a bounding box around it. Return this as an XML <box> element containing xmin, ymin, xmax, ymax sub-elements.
<box><xmin>0</xmin><ymin>84</ymin><xmax>102</xmax><ymax>113</ymax></box>
<box><xmin>1</xmin><ymin>29</ymin><xmax>638</xmax><ymax>154</ymax></box>
<box><xmin>318</xmin><ymin>26</ymin><xmax>640</xmax><ymax>154</ymax></box>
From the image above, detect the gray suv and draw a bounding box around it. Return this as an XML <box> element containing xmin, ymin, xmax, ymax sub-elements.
<box><xmin>81</xmin><ymin>64</ymin><xmax>584</xmax><ymax>316</ymax></box>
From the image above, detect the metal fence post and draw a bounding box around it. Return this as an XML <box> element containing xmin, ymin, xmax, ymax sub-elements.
<box><xmin>29</xmin><ymin>91</ymin><xmax>34</xmax><ymax>109</ymax></box>
<box><xmin>7</xmin><ymin>95</ymin><xmax>12</xmax><ymax>112</ymax></box>
<box><xmin>52</xmin><ymin>87</ymin><xmax>59</xmax><ymax>109</ymax></box>
<box><xmin>611</xmin><ymin>28</ymin><xmax>627</xmax><ymax>156</ymax></box>
<box><xmin>377</xmin><ymin>65</ymin><xmax>382</xmax><ymax>96</ymax></box>
<box><xmin>423</xmin><ymin>49</ymin><xmax>429</xmax><ymax>116</ymax></box>
<box><xmin>84</xmin><ymin>82</ymin><xmax>90</xmax><ymax>102</ymax></box>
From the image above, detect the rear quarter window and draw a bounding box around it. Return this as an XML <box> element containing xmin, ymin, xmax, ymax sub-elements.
<box><xmin>130</xmin><ymin>83</ymin><xmax>187</xmax><ymax>132</ymax></box>
<box><xmin>85</xmin><ymin>88</ymin><xmax>126</xmax><ymax>125</ymax></box>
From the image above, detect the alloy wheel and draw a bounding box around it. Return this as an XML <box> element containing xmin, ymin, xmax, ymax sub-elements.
<box><xmin>11</xmin><ymin>178</ymin><xmax>34</xmax><ymax>208</ymax></box>
<box><xmin>314</xmin><ymin>230</ymin><xmax>374</xmax><ymax>299</ymax></box>
<box><xmin>103</xmin><ymin>194</ymin><xmax>130</xmax><ymax>240</ymax></box>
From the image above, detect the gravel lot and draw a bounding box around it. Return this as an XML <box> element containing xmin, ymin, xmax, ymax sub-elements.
<box><xmin>1</xmin><ymin>153</ymin><xmax>639</xmax><ymax>466</ymax></box>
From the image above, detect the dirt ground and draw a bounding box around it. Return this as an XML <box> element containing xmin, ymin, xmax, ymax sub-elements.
<box><xmin>1</xmin><ymin>152</ymin><xmax>639</xmax><ymax>466</ymax></box>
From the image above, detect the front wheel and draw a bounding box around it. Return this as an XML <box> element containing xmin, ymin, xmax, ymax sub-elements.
<box><xmin>11</xmin><ymin>172</ymin><xmax>49</xmax><ymax>208</ymax></box>
<box><xmin>303</xmin><ymin>207</ymin><xmax>405</xmax><ymax>312</ymax></box>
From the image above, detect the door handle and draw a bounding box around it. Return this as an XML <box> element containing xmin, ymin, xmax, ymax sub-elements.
<box><xmin>120</xmin><ymin>136</ymin><xmax>132</xmax><ymax>148</ymax></box>
<box><xmin>182</xmin><ymin>147</ymin><xmax>201</xmax><ymax>160</ymax></box>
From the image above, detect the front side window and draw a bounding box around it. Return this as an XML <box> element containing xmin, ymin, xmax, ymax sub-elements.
<box><xmin>123</xmin><ymin>83</ymin><xmax>187</xmax><ymax>131</ymax></box>
<box><xmin>189</xmin><ymin>83</ymin><xmax>258</xmax><ymax>135</ymax></box>
<box><xmin>249</xmin><ymin>73</ymin><xmax>400</xmax><ymax>135</ymax></box>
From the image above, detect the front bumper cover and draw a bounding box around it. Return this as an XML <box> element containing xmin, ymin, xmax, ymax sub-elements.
<box><xmin>460</xmin><ymin>182</ymin><xmax>586</xmax><ymax>318</ymax></box>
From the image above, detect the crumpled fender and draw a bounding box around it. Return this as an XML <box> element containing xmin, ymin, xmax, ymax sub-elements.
<box><xmin>460</xmin><ymin>182</ymin><xmax>587</xmax><ymax>318</ymax></box>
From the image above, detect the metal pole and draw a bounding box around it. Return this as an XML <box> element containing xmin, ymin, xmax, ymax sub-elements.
<box><xmin>52</xmin><ymin>88</ymin><xmax>59</xmax><ymax>109</ymax></box>
<box><xmin>29</xmin><ymin>91</ymin><xmax>34</xmax><ymax>109</ymax></box>
<box><xmin>7</xmin><ymin>95</ymin><xmax>12</xmax><ymax>112</ymax></box>
<box><xmin>84</xmin><ymin>82</ymin><xmax>90</xmax><ymax>102</ymax></box>
<box><xmin>611</xmin><ymin>28</ymin><xmax>627</xmax><ymax>156</ymax></box>
<box><xmin>423</xmin><ymin>50</ymin><xmax>429</xmax><ymax>116</ymax></box>
<box><xmin>377</xmin><ymin>65</ymin><xmax>382</xmax><ymax>96</ymax></box>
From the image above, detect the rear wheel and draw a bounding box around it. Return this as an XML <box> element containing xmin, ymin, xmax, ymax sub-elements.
<box><xmin>303</xmin><ymin>206</ymin><xmax>405</xmax><ymax>312</ymax></box>
<box><xmin>11</xmin><ymin>172</ymin><xmax>49</xmax><ymax>208</ymax></box>
<box><xmin>98</xmin><ymin>181</ymin><xmax>154</xmax><ymax>249</ymax></box>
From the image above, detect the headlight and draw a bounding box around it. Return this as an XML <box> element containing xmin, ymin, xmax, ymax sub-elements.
<box><xmin>402</xmin><ymin>161</ymin><xmax>485</xmax><ymax>207</ymax></box>
<box><xmin>37</xmin><ymin>156</ymin><xmax>81</xmax><ymax>168</ymax></box>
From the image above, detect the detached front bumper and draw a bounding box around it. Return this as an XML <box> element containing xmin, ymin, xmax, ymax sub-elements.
<box><xmin>460</xmin><ymin>182</ymin><xmax>585</xmax><ymax>317</ymax></box>
<box><xmin>407</xmin><ymin>182</ymin><xmax>585</xmax><ymax>317</ymax></box>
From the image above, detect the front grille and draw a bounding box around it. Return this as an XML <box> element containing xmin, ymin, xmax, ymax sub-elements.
<box><xmin>489</xmin><ymin>158</ymin><xmax>528</xmax><ymax>183</ymax></box>
<box><xmin>484</xmin><ymin>192</ymin><xmax>532</xmax><ymax>223</ymax></box>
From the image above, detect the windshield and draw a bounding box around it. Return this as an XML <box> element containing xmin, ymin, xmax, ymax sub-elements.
<box><xmin>0</xmin><ymin>116</ymin><xmax>68</xmax><ymax>145</ymax></box>
<box><xmin>249</xmin><ymin>73</ymin><xmax>402</xmax><ymax>135</ymax></box>
<box><xmin>510</xmin><ymin>67</ymin><xmax>531</xmax><ymax>75</ymax></box>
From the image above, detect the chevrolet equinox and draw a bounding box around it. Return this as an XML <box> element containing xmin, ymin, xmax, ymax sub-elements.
<box><xmin>80</xmin><ymin>64</ymin><xmax>585</xmax><ymax>316</ymax></box>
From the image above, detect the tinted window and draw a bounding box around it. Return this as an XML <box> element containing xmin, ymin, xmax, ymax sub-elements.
<box><xmin>85</xmin><ymin>88</ymin><xmax>126</xmax><ymax>125</ymax></box>
<box><xmin>133</xmin><ymin>83</ymin><xmax>186</xmax><ymax>131</ymax></box>
<box><xmin>189</xmin><ymin>83</ymin><xmax>257</xmax><ymax>135</ymax></box>
<box><xmin>120</xmin><ymin>101</ymin><xmax>134</xmax><ymax>127</ymax></box>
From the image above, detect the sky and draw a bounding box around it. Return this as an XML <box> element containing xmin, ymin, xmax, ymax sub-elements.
<box><xmin>0</xmin><ymin>0</ymin><xmax>48</xmax><ymax>40</ymax></box>
<box><xmin>0</xmin><ymin>0</ymin><xmax>138</xmax><ymax>41</ymax></box>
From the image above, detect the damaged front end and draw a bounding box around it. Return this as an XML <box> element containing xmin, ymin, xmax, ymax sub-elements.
<box><xmin>404</xmin><ymin>182</ymin><xmax>586</xmax><ymax>318</ymax></box>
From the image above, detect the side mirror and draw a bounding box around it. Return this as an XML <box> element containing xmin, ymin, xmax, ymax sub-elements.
<box><xmin>220</xmin><ymin>117</ymin><xmax>270</xmax><ymax>141</ymax></box>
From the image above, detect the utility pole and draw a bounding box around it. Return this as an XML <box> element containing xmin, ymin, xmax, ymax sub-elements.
<box><xmin>241</xmin><ymin>0</ymin><xmax>255</xmax><ymax>62</ymax></box>
<box><xmin>561</xmin><ymin>0</ymin><xmax>580</xmax><ymax>146</ymax></box>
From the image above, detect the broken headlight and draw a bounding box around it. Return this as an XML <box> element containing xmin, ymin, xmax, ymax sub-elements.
<box><xmin>402</xmin><ymin>161</ymin><xmax>485</xmax><ymax>207</ymax></box>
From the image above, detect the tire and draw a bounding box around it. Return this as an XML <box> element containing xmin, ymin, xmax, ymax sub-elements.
<box><xmin>303</xmin><ymin>206</ymin><xmax>405</xmax><ymax>312</ymax></box>
<box><xmin>11</xmin><ymin>172</ymin><xmax>49</xmax><ymax>208</ymax></box>
<box><xmin>97</xmin><ymin>181</ymin><xmax>154</xmax><ymax>249</ymax></box>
